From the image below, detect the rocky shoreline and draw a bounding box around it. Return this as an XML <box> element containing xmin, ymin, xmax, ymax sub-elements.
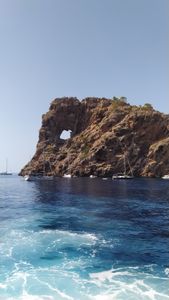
<box><xmin>20</xmin><ymin>97</ymin><xmax>169</xmax><ymax>178</ymax></box>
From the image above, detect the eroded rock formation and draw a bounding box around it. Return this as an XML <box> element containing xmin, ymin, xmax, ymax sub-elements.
<box><xmin>20</xmin><ymin>97</ymin><xmax>169</xmax><ymax>177</ymax></box>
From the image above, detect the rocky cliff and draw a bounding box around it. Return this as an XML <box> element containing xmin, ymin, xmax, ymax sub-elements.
<box><xmin>20</xmin><ymin>97</ymin><xmax>169</xmax><ymax>178</ymax></box>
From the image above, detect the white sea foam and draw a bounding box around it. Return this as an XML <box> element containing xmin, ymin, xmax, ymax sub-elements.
<box><xmin>1</xmin><ymin>227</ymin><xmax>169</xmax><ymax>300</ymax></box>
<box><xmin>1</xmin><ymin>265</ymin><xmax>169</xmax><ymax>300</ymax></box>
<box><xmin>0</xmin><ymin>268</ymin><xmax>75</xmax><ymax>300</ymax></box>
<box><xmin>90</xmin><ymin>294</ymin><xmax>117</xmax><ymax>300</ymax></box>
<box><xmin>90</xmin><ymin>267</ymin><xmax>135</xmax><ymax>287</ymax></box>
<box><xmin>2</xmin><ymin>296</ymin><xmax>54</xmax><ymax>300</ymax></box>
<box><xmin>35</xmin><ymin>277</ymin><xmax>74</xmax><ymax>300</ymax></box>
<box><xmin>165</xmin><ymin>268</ymin><xmax>169</xmax><ymax>276</ymax></box>
<box><xmin>39</xmin><ymin>229</ymin><xmax>98</xmax><ymax>242</ymax></box>
<box><xmin>90</xmin><ymin>269</ymin><xmax>114</xmax><ymax>285</ymax></box>
<box><xmin>89</xmin><ymin>267</ymin><xmax>169</xmax><ymax>300</ymax></box>
<box><xmin>0</xmin><ymin>282</ymin><xmax>7</xmax><ymax>289</ymax></box>
<box><xmin>0</xmin><ymin>228</ymin><xmax>99</xmax><ymax>268</ymax></box>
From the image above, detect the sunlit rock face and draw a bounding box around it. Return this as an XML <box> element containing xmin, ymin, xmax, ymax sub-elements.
<box><xmin>20</xmin><ymin>97</ymin><xmax>169</xmax><ymax>177</ymax></box>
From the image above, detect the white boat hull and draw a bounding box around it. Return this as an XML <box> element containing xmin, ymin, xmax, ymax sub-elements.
<box><xmin>112</xmin><ymin>175</ymin><xmax>133</xmax><ymax>179</ymax></box>
<box><xmin>89</xmin><ymin>175</ymin><xmax>97</xmax><ymax>178</ymax></box>
<box><xmin>24</xmin><ymin>175</ymin><xmax>54</xmax><ymax>181</ymax></box>
<box><xmin>162</xmin><ymin>175</ymin><xmax>169</xmax><ymax>179</ymax></box>
<box><xmin>63</xmin><ymin>174</ymin><xmax>72</xmax><ymax>178</ymax></box>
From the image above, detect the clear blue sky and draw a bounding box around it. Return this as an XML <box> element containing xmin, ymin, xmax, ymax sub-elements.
<box><xmin>0</xmin><ymin>0</ymin><xmax>168</xmax><ymax>172</ymax></box>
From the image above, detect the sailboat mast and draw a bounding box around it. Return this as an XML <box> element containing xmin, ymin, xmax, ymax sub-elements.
<box><xmin>123</xmin><ymin>153</ymin><xmax>127</xmax><ymax>175</ymax></box>
<box><xmin>6</xmin><ymin>159</ymin><xmax>8</xmax><ymax>173</ymax></box>
<box><xmin>127</xmin><ymin>156</ymin><xmax>133</xmax><ymax>177</ymax></box>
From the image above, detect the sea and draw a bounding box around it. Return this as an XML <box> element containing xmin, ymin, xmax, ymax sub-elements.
<box><xmin>0</xmin><ymin>175</ymin><xmax>169</xmax><ymax>300</ymax></box>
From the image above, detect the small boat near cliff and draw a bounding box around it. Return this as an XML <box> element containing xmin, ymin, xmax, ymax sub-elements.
<box><xmin>24</xmin><ymin>175</ymin><xmax>33</xmax><ymax>181</ymax></box>
<box><xmin>112</xmin><ymin>151</ymin><xmax>133</xmax><ymax>180</ymax></box>
<box><xmin>162</xmin><ymin>174</ymin><xmax>169</xmax><ymax>179</ymax></box>
<box><xmin>89</xmin><ymin>175</ymin><xmax>97</xmax><ymax>178</ymax></box>
<box><xmin>112</xmin><ymin>174</ymin><xmax>133</xmax><ymax>179</ymax></box>
<box><xmin>63</xmin><ymin>174</ymin><xmax>72</xmax><ymax>178</ymax></box>
<box><xmin>24</xmin><ymin>174</ymin><xmax>54</xmax><ymax>181</ymax></box>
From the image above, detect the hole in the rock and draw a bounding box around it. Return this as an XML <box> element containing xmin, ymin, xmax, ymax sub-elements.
<box><xmin>60</xmin><ymin>130</ymin><xmax>72</xmax><ymax>140</ymax></box>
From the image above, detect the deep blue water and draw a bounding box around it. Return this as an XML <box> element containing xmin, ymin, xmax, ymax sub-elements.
<box><xmin>0</xmin><ymin>175</ymin><xmax>169</xmax><ymax>299</ymax></box>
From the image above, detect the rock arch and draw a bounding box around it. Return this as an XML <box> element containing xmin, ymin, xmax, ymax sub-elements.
<box><xmin>60</xmin><ymin>130</ymin><xmax>72</xmax><ymax>140</ymax></box>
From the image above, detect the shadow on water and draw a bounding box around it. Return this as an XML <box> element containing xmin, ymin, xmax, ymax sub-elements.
<box><xmin>29</xmin><ymin>177</ymin><xmax>169</xmax><ymax>201</ymax></box>
<box><xmin>30</xmin><ymin>178</ymin><xmax>169</xmax><ymax>238</ymax></box>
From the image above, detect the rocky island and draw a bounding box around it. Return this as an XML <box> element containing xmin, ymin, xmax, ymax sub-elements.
<box><xmin>20</xmin><ymin>97</ymin><xmax>169</xmax><ymax>178</ymax></box>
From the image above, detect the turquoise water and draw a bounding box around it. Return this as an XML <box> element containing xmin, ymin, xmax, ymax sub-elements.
<box><xmin>0</xmin><ymin>175</ymin><xmax>169</xmax><ymax>299</ymax></box>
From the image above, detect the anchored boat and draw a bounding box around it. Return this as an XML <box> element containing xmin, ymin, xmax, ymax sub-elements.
<box><xmin>162</xmin><ymin>174</ymin><xmax>169</xmax><ymax>179</ymax></box>
<box><xmin>112</xmin><ymin>151</ymin><xmax>133</xmax><ymax>180</ymax></box>
<box><xmin>0</xmin><ymin>159</ymin><xmax>12</xmax><ymax>175</ymax></box>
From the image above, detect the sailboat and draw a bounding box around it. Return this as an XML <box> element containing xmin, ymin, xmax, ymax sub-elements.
<box><xmin>0</xmin><ymin>159</ymin><xmax>12</xmax><ymax>175</ymax></box>
<box><xmin>112</xmin><ymin>152</ymin><xmax>133</xmax><ymax>179</ymax></box>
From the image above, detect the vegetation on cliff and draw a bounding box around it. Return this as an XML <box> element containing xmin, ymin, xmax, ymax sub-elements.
<box><xmin>20</xmin><ymin>97</ymin><xmax>169</xmax><ymax>177</ymax></box>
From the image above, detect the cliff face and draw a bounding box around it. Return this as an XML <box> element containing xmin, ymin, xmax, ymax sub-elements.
<box><xmin>20</xmin><ymin>97</ymin><xmax>169</xmax><ymax>177</ymax></box>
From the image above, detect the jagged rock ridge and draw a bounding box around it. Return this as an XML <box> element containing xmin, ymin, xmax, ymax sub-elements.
<box><xmin>20</xmin><ymin>97</ymin><xmax>169</xmax><ymax>177</ymax></box>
